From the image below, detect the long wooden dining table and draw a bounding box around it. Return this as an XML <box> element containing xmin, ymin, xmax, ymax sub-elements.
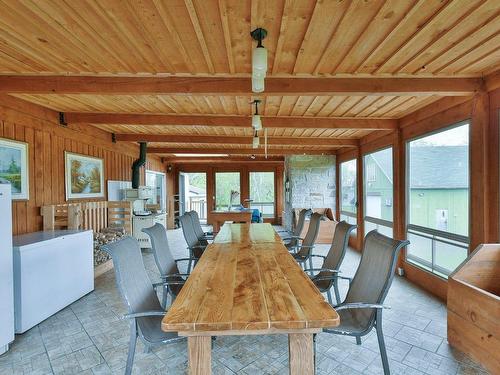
<box><xmin>162</xmin><ymin>223</ymin><xmax>340</xmax><ymax>374</ymax></box>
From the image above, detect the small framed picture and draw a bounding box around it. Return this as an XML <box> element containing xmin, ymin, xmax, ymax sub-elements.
<box><xmin>0</xmin><ymin>138</ymin><xmax>29</xmax><ymax>200</ymax></box>
<box><xmin>65</xmin><ymin>152</ymin><xmax>105</xmax><ymax>200</ymax></box>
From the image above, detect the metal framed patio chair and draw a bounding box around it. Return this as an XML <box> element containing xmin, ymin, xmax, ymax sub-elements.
<box><xmin>179</xmin><ymin>212</ymin><xmax>207</xmax><ymax>271</ymax></box>
<box><xmin>282</xmin><ymin>208</ymin><xmax>312</xmax><ymax>252</ymax></box>
<box><xmin>304</xmin><ymin>221</ymin><xmax>357</xmax><ymax>305</ymax></box>
<box><xmin>101</xmin><ymin>237</ymin><xmax>184</xmax><ymax>375</ymax></box>
<box><xmin>291</xmin><ymin>212</ymin><xmax>322</xmax><ymax>271</ymax></box>
<box><xmin>323</xmin><ymin>230</ymin><xmax>409</xmax><ymax>375</ymax></box>
<box><xmin>142</xmin><ymin>223</ymin><xmax>195</xmax><ymax>308</ymax></box>
<box><xmin>187</xmin><ymin>210</ymin><xmax>213</xmax><ymax>243</ymax></box>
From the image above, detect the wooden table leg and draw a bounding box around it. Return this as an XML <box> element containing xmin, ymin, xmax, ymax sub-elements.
<box><xmin>188</xmin><ymin>336</ymin><xmax>212</xmax><ymax>375</ymax></box>
<box><xmin>289</xmin><ymin>333</ymin><xmax>315</xmax><ymax>375</ymax></box>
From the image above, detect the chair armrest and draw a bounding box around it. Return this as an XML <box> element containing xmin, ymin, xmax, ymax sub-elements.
<box><xmin>161</xmin><ymin>273</ymin><xmax>190</xmax><ymax>280</ymax></box>
<box><xmin>189</xmin><ymin>245</ymin><xmax>206</xmax><ymax>250</ymax></box>
<box><xmin>334</xmin><ymin>303</ymin><xmax>389</xmax><ymax>311</ymax></box>
<box><xmin>336</xmin><ymin>275</ymin><xmax>352</xmax><ymax>283</ymax></box>
<box><xmin>310</xmin><ymin>254</ymin><xmax>326</xmax><ymax>260</ymax></box>
<box><xmin>123</xmin><ymin>311</ymin><xmax>165</xmax><ymax>319</ymax></box>
<box><xmin>304</xmin><ymin>268</ymin><xmax>340</xmax><ymax>273</ymax></box>
<box><xmin>175</xmin><ymin>257</ymin><xmax>197</xmax><ymax>264</ymax></box>
<box><xmin>152</xmin><ymin>280</ymin><xmax>186</xmax><ymax>290</ymax></box>
<box><xmin>297</xmin><ymin>245</ymin><xmax>315</xmax><ymax>249</ymax></box>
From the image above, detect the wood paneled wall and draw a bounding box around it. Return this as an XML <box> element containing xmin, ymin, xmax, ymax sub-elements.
<box><xmin>0</xmin><ymin>95</ymin><xmax>164</xmax><ymax>235</ymax></box>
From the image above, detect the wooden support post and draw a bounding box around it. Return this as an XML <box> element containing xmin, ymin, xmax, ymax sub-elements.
<box><xmin>289</xmin><ymin>333</ymin><xmax>314</xmax><ymax>375</ymax></box>
<box><xmin>187</xmin><ymin>336</ymin><xmax>212</xmax><ymax>375</ymax></box>
<box><xmin>356</xmin><ymin>151</ymin><xmax>364</xmax><ymax>250</ymax></box>
<box><xmin>393</xmin><ymin>129</ymin><xmax>406</xmax><ymax>269</ymax></box>
<box><xmin>470</xmin><ymin>91</ymin><xmax>490</xmax><ymax>250</ymax></box>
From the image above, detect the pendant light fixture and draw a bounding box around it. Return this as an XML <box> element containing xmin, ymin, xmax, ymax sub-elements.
<box><xmin>252</xmin><ymin>130</ymin><xmax>260</xmax><ymax>149</ymax></box>
<box><xmin>251</xmin><ymin>99</ymin><xmax>262</xmax><ymax>131</ymax></box>
<box><xmin>250</xmin><ymin>28</ymin><xmax>268</xmax><ymax>93</ymax></box>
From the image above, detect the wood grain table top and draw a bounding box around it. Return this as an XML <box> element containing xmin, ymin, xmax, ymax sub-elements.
<box><xmin>214</xmin><ymin>223</ymin><xmax>282</xmax><ymax>244</ymax></box>
<box><xmin>162</xmin><ymin>223</ymin><xmax>339</xmax><ymax>334</ymax></box>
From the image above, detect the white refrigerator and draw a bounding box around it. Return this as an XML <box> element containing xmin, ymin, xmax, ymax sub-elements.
<box><xmin>0</xmin><ymin>183</ymin><xmax>14</xmax><ymax>354</ymax></box>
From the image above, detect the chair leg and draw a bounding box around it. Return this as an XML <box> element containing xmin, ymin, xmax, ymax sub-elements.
<box><xmin>313</xmin><ymin>333</ymin><xmax>317</xmax><ymax>369</ymax></box>
<box><xmin>125</xmin><ymin>319</ymin><xmax>138</xmax><ymax>375</ymax></box>
<box><xmin>333</xmin><ymin>278</ymin><xmax>341</xmax><ymax>305</ymax></box>
<box><xmin>356</xmin><ymin>336</ymin><xmax>361</xmax><ymax>345</ymax></box>
<box><xmin>326</xmin><ymin>289</ymin><xmax>333</xmax><ymax>305</ymax></box>
<box><xmin>308</xmin><ymin>256</ymin><xmax>313</xmax><ymax>274</ymax></box>
<box><xmin>162</xmin><ymin>285</ymin><xmax>168</xmax><ymax>310</ymax></box>
<box><xmin>376</xmin><ymin>310</ymin><xmax>390</xmax><ymax>375</ymax></box>
<box><xmin>187</xmin><ymin>249</ymin><xmax>193</xmax><ymax>274</ymax></box>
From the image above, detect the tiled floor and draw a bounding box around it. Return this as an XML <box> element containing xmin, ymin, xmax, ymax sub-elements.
<box><xmin>0</xmin><ymin>228</ymin><xmax>489</xmax><ymax>375</ymax></box>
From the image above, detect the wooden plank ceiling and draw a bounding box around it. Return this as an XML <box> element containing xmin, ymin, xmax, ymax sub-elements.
<box><xmin>0</xmin><ymin>0</ymin><xmax>499</xmax><ymax>158</ymax></box>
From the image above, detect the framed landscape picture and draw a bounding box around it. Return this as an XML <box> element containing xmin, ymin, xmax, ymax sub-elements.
<box><xmin>65</xmin><ymin>152</ymin><xmax>105</xmax><ymax>200</ymax></box>
<box><xmin>0</xmin><ymin>138</ymin><xmax>29</xmax><ymax>200</ymax></box>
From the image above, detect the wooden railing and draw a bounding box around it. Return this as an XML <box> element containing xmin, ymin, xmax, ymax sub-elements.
<box><xmin>41</xmin><ymin>201</ymin><xmax>133</xmax><ymax>234</ymax></box>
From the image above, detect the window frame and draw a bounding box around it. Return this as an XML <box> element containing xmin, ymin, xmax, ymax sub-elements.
<box><xmin>339</xmin><ymin>158</ymin><xmax>358</xmax><ymax>219</ymax></box>
<box><xmin>405</xmin><ymin>119</ymin><xmax>471</xmax><ymax>278</ymax></box>
<box><xmin>249</xmin><ymin>171</ymin><xmax>276</xmax><ymax>218</ymax></box>
<box><xmin>362</xmin><ymin>146</ymin><xmax>394</xmax><ymax>236</ymax></box>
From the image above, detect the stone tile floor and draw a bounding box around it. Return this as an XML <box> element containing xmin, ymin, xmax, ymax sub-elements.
<box><xmin>0</xmin><ymin>227</ymin><xmax>489</xmax><ymax>375</ymax></box>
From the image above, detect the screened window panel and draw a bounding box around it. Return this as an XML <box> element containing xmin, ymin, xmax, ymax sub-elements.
<box><xmin>340</xmin><ymin>159</ymin><xmax>357</xmax><ymax>214</ymax></box>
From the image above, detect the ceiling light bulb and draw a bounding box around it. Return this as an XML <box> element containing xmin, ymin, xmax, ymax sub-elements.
<box><xmin>252</xmin><ymin>134</ymin><xmax>260</xmax><ymax>149</ymax></box>
<box><xmin>252</xmin><ymin>46</ymin><xmax>267</xmax><ymax>77</ymax></box>
<box><xmin>252</xmin><ymin>77</ymin><xmax>265</xmax><ymax>93</ymax></box>
<box><xmin>252</xmin><ymin>114</ymin><xmax>262</xmax><ymax>130</ymax></box>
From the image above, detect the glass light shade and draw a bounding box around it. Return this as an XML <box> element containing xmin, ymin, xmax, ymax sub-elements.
<box><xmin>252</xmin><ymin>77</ymin><xmax>265</xmax><ymax>93</ymax></box>
<box><xmin>252</xmin><ymin>135</ymin><xmax>260</xmax><ymax>149</ymax></box>
<box><xmin>252</xmin><ymin>46</ymin><xmax>267</xmax><ymax>76</ymax></box>
<box><xmin>252</xmin><ymin>114</ymin><xmax>262</xmax><ymax>130</ymax></box>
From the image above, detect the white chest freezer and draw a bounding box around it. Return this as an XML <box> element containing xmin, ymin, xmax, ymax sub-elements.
<box><xmin>12</xmin><ymin>230</ymin><xmax>94</xmax><ymax>333</ymax></box>
<box><xmin>0</xmin><ymin>184</ymin><xmax>14</xmax><ymax>355</ymax></box>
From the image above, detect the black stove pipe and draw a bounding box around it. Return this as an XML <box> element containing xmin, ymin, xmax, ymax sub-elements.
<box><xmin>131</xmin><ymin>142</ymin><xmax>147</xmax><ymax>188</ymax></box>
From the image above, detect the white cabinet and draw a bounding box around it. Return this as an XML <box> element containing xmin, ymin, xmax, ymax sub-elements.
<box><xmin>132</xmin><ymin>213</ymin><xmax>167</xmax><ymax>248</ymax></box>
<box><xmin>12</xmin><ymin>230</ymin><xmax>94</xmax><ymax>333</ymax></box>
<box><xmin>0</xmin><ymin>184</ymin><xmax>14</xmax><ymax>355</ymax></box>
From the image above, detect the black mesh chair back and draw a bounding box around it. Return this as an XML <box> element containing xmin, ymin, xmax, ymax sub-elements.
<box><xmin>288</xmin><ymin>208</ymin><xmax>312</xmax><ymax>248</ymax></box>
<box><xmin>179</xmin><ymin>212</ymin><xmax>199</xmax><ymax>248</ymax></box>
<box><xmin>312</xmin><ymin>221</ymin><xmax>357</xmax><ymax>302</ymax></box>
<box><xmin>323</xmin><ymin>230</ymin><xmax>409</xmax><ymax>375</ymax></box>
<box><xmin>187</xmin><ymin>210</ymin><xmax>209</xmax><ymax>245</ymax></box>
<box><xmin>296</xmin><ymin>212</ymin><xmax>322</xmax><ymax>258</ymax></box>
<box><xmin>179</xmin><ymin>212</ymin><xmax>205</xmax><ymax>259</ymax></box>
<box><xmin>142</xmin><ymin>223</ymin><xmax>177</xmax><ymax>277</ymax></box>
<box><xmin>323</xmin><ymin>221</ymin><xmax>357</xmax><ymax>271</ymax></box>
<box><xmin>346</xmin><ymin>231</ymin><xmax>407</xmax><ymax>310</ymax></box>
<box><xmin>294</xmin><ymin>208</ymin><xmax>311</xmax><ymax>237</ymax></box>
<box><xmin>101</xmin><ymin>237</ymin><xmax>181</xmax><ymax>375</ymax></box>
<box><xmin>102</xmin><ymin>236</ymin><xmax>161</xmax><ymax>316</ymax></box>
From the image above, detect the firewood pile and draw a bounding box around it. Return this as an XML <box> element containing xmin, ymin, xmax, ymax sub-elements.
<box><xmin>93</xmin><ymin>227</ymin><xmax>126</xmax><ymax>267</ymax></box>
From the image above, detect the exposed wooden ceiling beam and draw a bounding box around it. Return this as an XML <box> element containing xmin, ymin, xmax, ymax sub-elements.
<box><xmin>115</xmin><ymin>133</ymin><xmax>358</xmax><ymax>147</ymax></box>
<box><xmin>165</xmin><ymin>157</ymin><xmax>285</xmax><ymax>164</ymax></box>
<box><xmin>66</xmin><ymin>112</ymin><xmax>397</xmax><ymax>129</ymax></box>
<box><xmin>0</xmin><ymin>75</ymin><xmax>481</xmax><ymax>96</ymax></box>
<box><xmin>148</xmin><ymin>147</ymin><xmax>336</xmax><ymax>155</ymax></box>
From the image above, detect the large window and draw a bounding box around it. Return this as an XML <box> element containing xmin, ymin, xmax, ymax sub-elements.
<box><xmin>340</xmin><ymin>159</ymin><xmax>357</xmax><ymax>226</ymax></box>
<box><xmin>406</xmin><ymin>122</ymin><xmax>470</xmax><ymax>277</ymax></box>
<box><xmin>363</xmin><ymin>148</ymin><xmax>393</xmax><ymax>238</ymax></box>
<box><xmin>145</xmin><ymin>170</ymin><xmax>166</xmax><ymax>211</ymax></box>
<box><xmin>215</xmin><ymin>172</ymin><xmax>240</xmax><ymax>210</ymax></box>
<box><xmin>249</xmin><ymin>172</ymin><xmax>275</xmax><ymax>218</ymax></box>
